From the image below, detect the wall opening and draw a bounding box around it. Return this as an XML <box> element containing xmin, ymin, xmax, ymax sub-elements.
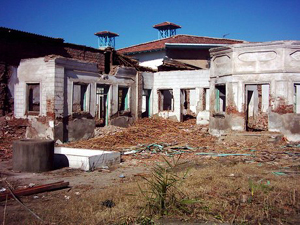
<box><xmin>118</xmin><ymin>87</ymin><xmax>129</xmax><ymax>111</ymax></box>
<box><xmin>181</xmin><ymin>89</ymin><xmax>196</xmax><ymax>121</ymax></box>
<box><xmin>158</xmin><ymin>89</ymin><xmax>173</xmax><ymax>111</ymax></box>
<box><xmin>204</xmin><ymin>88</ymin><xmax>210</xmax><ymax>111</ymax></box>
<box><xmin>215</xmin><ymin>85</ymin><xmax>226</xmax><ymax>113</ymax></box>
<box><xmin>104</xmin><ymin>51</ymin><xmax>111</xmax><ymax>74</ymax></box>
<box><xmin>27</xmin><ymin>83</ymin><xmax>40</xmax><ymax>115</ymax></box>
<box><xmin>96</xmin><ymin>84</ymin><xmax>110</xmax><ymax>127</ymax></box>
<box><xmin>142</xmin><ymin>89</ymin><xmax>151</xmax><ymax>118</ymax></box>
<box><xmin>295</xmin><ymin>84</ymin><xmax>300</xmax><ymax>114</ymax></box>
<box><xmin>245</xmin><ymin>84</ymin><xmax>269</xmax><ymax>131</ymax></box>
<box><xmin>73</xmin><ymin>83</ymin><xmax>89</xmax><ymax>113</ymax></box>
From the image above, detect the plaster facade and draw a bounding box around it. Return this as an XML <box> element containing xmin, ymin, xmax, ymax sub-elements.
<box><xmin>209</xmin><ymin>41</ymin><xmax>300</xmax><ymax>141</ymax></box>
<box><xmin>142</xmin><ymin>70</ymin><xmax>210</xmax><ymax>122</ymax></box>
<box><xmin>15</xmin><ymin>56</ymin><xmax>139</xmax><ymax>142</ymax></box>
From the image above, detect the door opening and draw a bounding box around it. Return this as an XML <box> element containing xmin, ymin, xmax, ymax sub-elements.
<box><xmin>142</xmin><ymin>89</ymin><xmax>151</xmax><ymax>118</ymax></box>
<box><xmin>180</xmin><ymin>89</ymin><xmax>196</xmax><ymax>121</ymax></box>
<box><xmin>96</xmin><ymin>84</ymin><xmax>110</xmax><ymax>127</ymax></box>
<box><xmin>245</xmin><ymin>84</ymin><xmax>269</xmax><ymax>131</ymax></box>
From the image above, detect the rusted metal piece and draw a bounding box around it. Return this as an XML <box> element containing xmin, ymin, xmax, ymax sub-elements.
<box><xmin>0</xmin><ymin>181</ymin><xmax>69</xmax><ymax>201</ymax></box>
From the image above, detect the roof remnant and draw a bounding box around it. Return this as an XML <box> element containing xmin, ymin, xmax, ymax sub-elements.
<box><xmin>158</xmin><ymin>58</ymin><xmax>203</xmax><ymax>71</ymax></box>
<box><xmin>0</xmin><ymin>26</ymin><xmax>64</xmax><ymax>43</ymax></box>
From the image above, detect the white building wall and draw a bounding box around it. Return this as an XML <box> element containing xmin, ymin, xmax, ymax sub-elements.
<box><xmin>152</xmin><ymin>70</ymin><xmax>210</xmax><ymax>122</ymax></box>
<box><xmin>131</xmin><ymin>50</ymin><xmax>166</xmax><ymax>70</ymax></box>
<box><xmin>15</xmin><ymin>58</ymin><xmax>56</xmax><ymax>118</ymax></box>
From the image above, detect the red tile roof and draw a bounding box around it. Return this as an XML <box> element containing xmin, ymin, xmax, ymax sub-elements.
<box><xmin>118</xmin><ymin>34</ymin><xmax>246</xmax><ymax>54</ymax></box>
<box><xmin>153</xmin><ymin>22</ymin><xmax>181</xmax><ymax>29</ymax></box>
<box><xmin>94</xmin><ymin>31</ymin><xmax>119</xmax><ymax>37</ymax></box>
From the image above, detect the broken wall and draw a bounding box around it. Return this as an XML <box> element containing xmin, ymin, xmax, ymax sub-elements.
<box><xmin>152</xmin><ymin>70</ymin><xmax>210</xmax><ymax>122</ymax></box>
<box><xmin>209</xmin><ymin>41</ymin><xmax>300</xmax><ymax>141</ymax></box>
<box><xmin>0</xmin><ymin>27</ymin><xmax>105</xmax><ymax>117</ymax></box>
<box><xmin>166</xmin><ymin>47</ymin><xmax>211</xmax><ymax>69</ymax></box>
<box><xmin>15</xmin><ymin>57</ymin><xmax>138</xmax><ymax>142</ymax></box>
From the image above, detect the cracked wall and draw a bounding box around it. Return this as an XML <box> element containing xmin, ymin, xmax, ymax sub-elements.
<box><xmin>209</xmin><ymin>41</ymin><xmax>300</xmax><ymax>141</ymax></box>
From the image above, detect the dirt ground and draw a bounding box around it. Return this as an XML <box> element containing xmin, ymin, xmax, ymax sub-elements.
<box><xmin>0</xmin><ymin>118</ymin><xmax>300</xmax><ymax>224</ymax></box>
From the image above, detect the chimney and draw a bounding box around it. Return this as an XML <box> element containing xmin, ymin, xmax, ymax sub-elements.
<box><xmin>153</xmin><ymin>22</ymin><xmax>181</xmax><ymax>39</ymax></box>
<box><xmin>94</xmin><ymin>31</ymin><xmax>119</xmax><ymax>49</ymax></box>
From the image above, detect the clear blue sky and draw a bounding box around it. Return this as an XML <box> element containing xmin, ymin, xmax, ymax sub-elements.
<box><xmin>0</xmin><ymin>0</ymin><xmax>299</xmax><ymax>49</ymax></box>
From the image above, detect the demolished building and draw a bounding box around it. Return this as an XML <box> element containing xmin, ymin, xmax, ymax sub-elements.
<box><xmin>120</xmin><ymin>22</ymin><xmax>246</xmax><ymax>124</ymax></box>
<box><xmin>1</xmin><ymin>25</ymin><xmax>300</xmax><ymax>143</ymax></box>
<box><xmin>1</xmin><ymin>27</ymin><xmax>152</xmax><ymax>142</ymax></box>
<box><xmin>209</xmin><ymin>41</ymin><xmax>300</xmax><ymax>141</ymax></box>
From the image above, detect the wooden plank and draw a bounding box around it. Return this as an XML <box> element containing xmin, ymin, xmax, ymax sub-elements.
<box><xmin>0</xmin><ymin>181</ymin><xmax>69</xmax><ymax>201</ymax></box>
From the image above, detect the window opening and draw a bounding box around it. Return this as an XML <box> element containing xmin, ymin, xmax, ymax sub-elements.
<box><xmin>27</xmin><ymin>83</ymin><xmax>40</xmax><ymax>114</ymax></box>
<box><xmin>118</xmin><ymin>87</ymin><xmax>129</xmax><ymax>111</ymax></box>
<box><xmin>73</xmin><ymin>83</ymin><xmax>88</xmax><ymax>113</ymax></box>
<box><xmin>215</xmin><ymin>85</ymin><xmax>226</xmax><ymax>112</ymax></box>
<box><xmin>158</xmin><ymin>89</ymin><xmax>173</xmax><ymax>111</ymax></box>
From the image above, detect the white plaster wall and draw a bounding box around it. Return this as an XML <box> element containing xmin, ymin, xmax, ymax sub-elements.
<box><xmin>153</xmin><ymin>70</ymin><xmax>210</xmax><ymax>121</ymax></box>
<box><xmin>131</xmin><ymin>50</ymin><xmax>166</xmax><ymax>70</ymax></box>
<box><xmin>142</xmin><ymin>72</ymin><xmax>154</xmax><ymax>90</ymax></box>
<box><xmin>54</xmin><ymin>65</ymin><xmax>64</xmax><ymax>118</ymax></box>
<box><xmin>15</xmin><ymin>58</ymin><xmax>56</xmax><ymax>118</ymax></box>
<box><xmin>210</xmin><ymin>41</ymin><xmax>300</xmax><ymax>141</ymax></box>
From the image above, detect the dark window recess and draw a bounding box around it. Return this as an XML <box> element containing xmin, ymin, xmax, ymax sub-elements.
<box><xmin>118</xmin><ymin>87</ymin><xmax>129</xmax><ymax>111</ymax></box>
<box><xmin>158</xmin><ymin>89</ymin><xmax>174</xmax><ymax>111</ymax></box>
<box><xmin>215</xmin><ymin>85</ymin><xmax>226</xmax><ymax>112</ymax></box>
<box><xmin>295</xmin><ymin>84</ymin><xmax>300</xmax><ymax>113</ymax></box>
<box><xmin>104</xmin><ymin>51</ymin><xmax>111</xmax><ymax>74</ymax></box>
<box><xmin>73</xmin><ymin>83</ymin><xmax>88</xmax><ymax>112</ymax></box>
<box><xmin>27</xmin><ymin>84</ymin><xmax>40</xmax><ymax>113</ymax></box>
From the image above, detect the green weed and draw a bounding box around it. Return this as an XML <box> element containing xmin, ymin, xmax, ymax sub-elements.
<box><xmin>139</xmin><ymin>155</ymin><xmax>196</xmax><ymax>217</ymax></box>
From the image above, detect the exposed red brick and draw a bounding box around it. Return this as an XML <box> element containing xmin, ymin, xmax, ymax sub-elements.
<box><xmin>226</xmin><ymin>105</ymin><xmax>244</xmax><ymax>117</ymax></box>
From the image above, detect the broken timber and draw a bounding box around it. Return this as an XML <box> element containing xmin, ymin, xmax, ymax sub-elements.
<box><xmin>0</xmin><ymin>181</ymin><xmax>69</xmax><ymax>201</ymax></box>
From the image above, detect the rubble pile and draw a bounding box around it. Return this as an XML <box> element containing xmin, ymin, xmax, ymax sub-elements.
<box><xmin>66</xmin><ymin>118</ymin><xmax>213</xmax><ymax>150</ymax></box>
<box><xmin>0</xmin><ymin>115</ymin><xmax>27</xmax><ymax>160</ymax></box>
<box><xmin>94</xmin><ymin>126</ymin><xmax>126</xmax><ymax>138</ymax></box>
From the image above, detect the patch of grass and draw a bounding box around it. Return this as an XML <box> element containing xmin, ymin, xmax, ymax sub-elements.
<box><xmin>4</xmin><ymin>160</ymin><xmax>300</xmax><ymax>224</ymax></box>
<box><xmin>139</xmin><ymin>155</ymin><xmax>196</xmax><ymax>217</ymax></box>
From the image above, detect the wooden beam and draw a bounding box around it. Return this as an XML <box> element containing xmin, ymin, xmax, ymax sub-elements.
<box><xmin>0</xmin><ymin>181</ymin><xmax>69</xmax><ymax>201</ymax></box>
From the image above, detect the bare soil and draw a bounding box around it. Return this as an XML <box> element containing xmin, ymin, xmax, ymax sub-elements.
<box><xmin>0</xmin><ymin>118</ymin><xmax>299</xmax><ymax>224</ymax></box>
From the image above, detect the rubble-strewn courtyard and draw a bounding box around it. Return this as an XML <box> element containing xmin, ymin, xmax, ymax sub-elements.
<box><xmin>1</xmin><ymin>118</ymin><xmax>300</xmax><ymax>224</ymax></box>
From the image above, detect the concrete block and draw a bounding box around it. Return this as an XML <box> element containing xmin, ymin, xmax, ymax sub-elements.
<box><xmin>54</xmin><ymin>147</ymin><xmax>120</xmax><ymax>171</ymax></box>
<box><xmin>197</xmin><ymin>111</ymin><xmax>210</xmax><ymax>125</ymax></box>
<box><xmin>13</xmin><ymin>139</ymin><xmax>54</xmax><ymax>172</ymax></box>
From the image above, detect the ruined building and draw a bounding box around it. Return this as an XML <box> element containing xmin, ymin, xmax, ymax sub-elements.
<box><xmin>120</xmin><ymin>22</ymin><xmax>246</xmax><ymax>124</ymax></box>
<box><xmin>1</xmin><ymin>27</ymin><xmax>152</xmax><ymax>142</ymax></box>
<box><xmin>209</xmin><ymin>41</ymin><xmax>300</xmax><ymax>141</ymax></box>
<box><xmin>1</xmin><ymin>24</ymin><xmax>300</xmax><ymax>143</ymax></box>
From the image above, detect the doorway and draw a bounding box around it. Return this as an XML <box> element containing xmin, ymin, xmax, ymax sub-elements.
<box><xmin>180</xmin><ymin>89</ymin><xmax>196</xmax><ymax>121</ymax></box>
<box><xmin>245</xmin><ymin>84</ymin><xmax>269</xmax><ymax>131</ymax></box>
<box><xmin>142</xmin><ymin>89</ymin><xmax>151</xmax><ymax>118</ymax></box>
<box><xmin>96</xmin><ymin>84</ymin><xmax>110</xmax><ymax>127</ymax></box>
